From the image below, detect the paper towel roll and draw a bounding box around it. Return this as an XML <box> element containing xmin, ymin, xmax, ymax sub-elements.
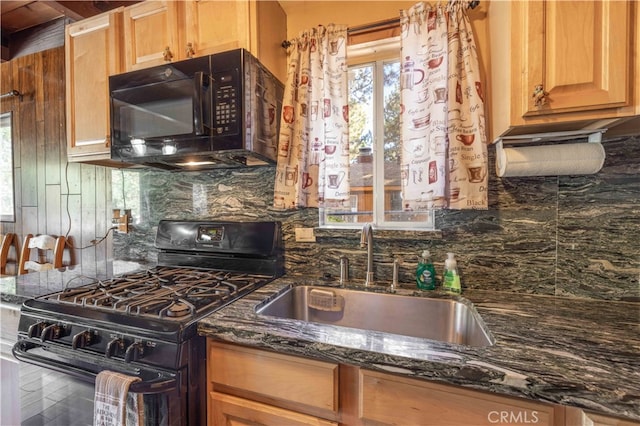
<box><xmin>496</xmin><ymin>142</ymin><xmax>605</xmax><ymax>177</ymax></box>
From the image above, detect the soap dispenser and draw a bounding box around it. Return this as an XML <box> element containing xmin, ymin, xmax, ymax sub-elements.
<box><xmin>442</xmin><ymin>252</ymin><xmax>461</xmax><ymax>294</ymax></box>
<box><xmin>416</xmin><ymin>250</ymin><xmax>436</xmax><ymax>290</ymax></box>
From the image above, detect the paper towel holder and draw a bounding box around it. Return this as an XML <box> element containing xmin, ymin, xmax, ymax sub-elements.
<box><xmin>495</xmin><ymin>128</ymin><xmax>606</xmax><ymax>149</ymax></box>
<box><xmin>495</xmin><ymin>129</ymin><xmax>607</xmax><ymax>178</ymax></box>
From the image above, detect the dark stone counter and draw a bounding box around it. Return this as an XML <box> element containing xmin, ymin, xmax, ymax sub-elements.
<box><xmin>198</xmin><ymin>276</ymin><xmax>640</xmax><ymax>422</ymax></box>
<box><xmin>0</xmin><ymin>261</ymin><xmax>147</xmax><ymax>305</ymax></box>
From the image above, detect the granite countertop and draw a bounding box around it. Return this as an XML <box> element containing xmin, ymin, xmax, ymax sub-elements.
<box><xmin>0</xmin><ymin>260</ymin><xmax>147</xmax><ymax>305</ymax></box>
<box><xmin>198</xmin><ymin>276</ymin><xmax>640</xmax><ymax>422</ymax></box>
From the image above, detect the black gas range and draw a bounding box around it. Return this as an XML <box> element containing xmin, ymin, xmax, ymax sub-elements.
<box><xmin>13</xmin><ymin>220</ymin><xmax>283</xmax><ymax>426</ymax></box>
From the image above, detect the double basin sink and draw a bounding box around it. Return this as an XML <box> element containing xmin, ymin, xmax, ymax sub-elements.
<box><xmin>256</xmin><ymin>285</ymin><xmax>494</xmax><ymax>347</ymax></box>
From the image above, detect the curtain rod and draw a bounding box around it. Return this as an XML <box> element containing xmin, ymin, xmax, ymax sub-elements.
<box><xmin>281</xmin><ymin>0</ymin><xmax>480</xmax><ymax>49</ymax></box>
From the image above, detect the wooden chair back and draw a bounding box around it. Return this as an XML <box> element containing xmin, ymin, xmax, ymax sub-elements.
<box><xmin>18</xmin><ymin>234</ymin><xmax>66</xmax><ymax>274</ymax></box>
<box><xmin>1</xmin><ymin>233</ymin><xmax>17</xmax><ymax>275</ymax></box>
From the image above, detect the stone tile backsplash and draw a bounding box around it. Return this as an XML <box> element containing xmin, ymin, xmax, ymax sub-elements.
<box><xmin>113</xmin><ymin>137</ymin><xmax>639</xmax><ymax>302</ymax></box>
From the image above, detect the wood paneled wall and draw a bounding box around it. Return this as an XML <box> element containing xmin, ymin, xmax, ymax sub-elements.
<box><xmin>0</xmin><ymin>47</ymin><xmax>112</xmax><ymax>275</ymax></box>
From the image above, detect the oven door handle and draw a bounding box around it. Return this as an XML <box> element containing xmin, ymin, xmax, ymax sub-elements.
<box><xmin>12</xmin><ymin>340</ymin><xmax>177</xmax><ymax>394</ymax></box>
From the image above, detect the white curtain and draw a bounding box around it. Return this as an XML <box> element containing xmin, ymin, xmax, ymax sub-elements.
<box><xmin>400</xmin><ymin>1</ymin><xmax>488</xmax><ymax>210</ymax></box>
<box><xmin>273</xmin><ymin>24</ymin><xmax>350</xmax><ymax>209</ymax></box>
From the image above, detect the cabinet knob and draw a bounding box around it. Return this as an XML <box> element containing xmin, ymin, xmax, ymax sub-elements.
<box><xmin>532</xmin><ymin>84</ymin><xmax>549</xmax><ymax>107</ymax></box>
<box><xmin>163</xmin><ymin>46</ymin><xmax>174</xmax><ymax>62</ymax></box>
<box><xmin>186</xmin><ymin>42</ymin><xmax>195</xmax><ymax>59</ymax></box>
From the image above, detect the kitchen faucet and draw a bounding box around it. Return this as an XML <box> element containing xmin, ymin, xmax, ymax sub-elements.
<box><xmin>360</xmin><ymin>223</ymin><xmax>375</xmax><ymax>286</ymax></box>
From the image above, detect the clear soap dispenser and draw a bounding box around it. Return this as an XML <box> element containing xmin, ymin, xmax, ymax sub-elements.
<box><xmin>442</xmin><ymin>252</ymin><xmax>461</xmax><ymax>294</ymax></box>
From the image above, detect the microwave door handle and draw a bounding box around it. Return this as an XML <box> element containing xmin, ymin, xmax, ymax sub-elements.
<box><xmin>193</xmin><ymin>71</ymin><xmax>206</xmax><ymax>136</ymax></box>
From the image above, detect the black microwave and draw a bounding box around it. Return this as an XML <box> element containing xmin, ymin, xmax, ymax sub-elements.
<box><xmin>109</xmin><ymin>49</ymin><xmax>283</xmax><ymax>170</ymax></box>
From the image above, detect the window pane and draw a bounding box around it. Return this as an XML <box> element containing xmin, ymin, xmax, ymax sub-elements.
<box><xmin>382</xmin><ymin>60</ymin><xmax>402</xmax><ymax>221</ymax></box>
<box><xmin>323</xmin><ymin>64</ymin><xmax>374</xmax><ymax>226</ymax></box>
<box><xmin>349</xmin><ymin>64</ymin><xmax>374</xmax><ymax>224</ymax></box>
<box><xmin>111</xmin><ymin>169</ymin><xmax>141</xmax><ymax>225</ymax></box>
<box><xmin>321</xmin><ymin>49</ymin><xmax>433</xmax><ymax>229</ymax></box>
<box><xmin>383</xmin><ymin>60</ymin><xmax>431</xmax><ymax>224</ymax></box>
<box><xmin>0</xmin><ymin>113</ymin><xmax>14</xmax><ymax>222</ymax></box>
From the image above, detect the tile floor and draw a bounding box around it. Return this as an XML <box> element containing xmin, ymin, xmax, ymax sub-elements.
<box><xmin>1</xmin><ymin>302</ymin><xmax>94</xmax><ymax>426</ymax></box>
<box><xmin>19</xmin><ymin>362</ymin><xmax>95</xmax><ymax>426</ymax></box>
<box><xmin>1</xmin><ymin>357</ymin><xmax>94</xmax><ymax>426</ymax></box>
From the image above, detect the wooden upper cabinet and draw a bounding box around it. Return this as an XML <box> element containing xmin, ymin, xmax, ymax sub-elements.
<box><xmin>183</xmin><ymin>1</ymin><xmax>251</xmax><ymax>57</ymax></box>
<box><xmin>488</xmin><ymin>0</ymin><xmax>636</xmax><ymax>141</ymax></box>
<box><xmin>65</xmin><ymin>8</ymin><xmax>123</xmax><ymax>163</ymax></box>
<box><xmin>519</xmin><ymin>1</ymin><xmax>630</xmax><ymax>115</ymax></box>
<box><xmin>183</xmin><ymin>0</ymin><xmax>287</xmax><ymax>82</ymax></box>
<box><xmin>122</xmin><ymin>1</ymin><xmax>286</xmax><ymax>79</ymax></box>
<box><xmin>123</xmin><ymin>1</ymin><xmax>181</xmax><ymax>71</ymax></box>
<box><xmin>251</xmin><ymin>0</ymin><xmax>287</xmax><ymax>83</ymax></box>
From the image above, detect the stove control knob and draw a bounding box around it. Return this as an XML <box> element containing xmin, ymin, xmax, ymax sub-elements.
<box><xmin>106</xmin><ymin>338</ymin><xmax>124</xmax><ymax>358</ymax></box>
<box><xmin>124</xmin><ymin>342</ymin><xmax>145</xmax><ymax>363</ymax></box>
<box><xmin>40</xmin><ymin>324</ymin><xmax>66</xmax><ymax>342</ymax></box>
<box><xmin>28</xmin><ymin>322</ymin><xmax>49</xmax><ymax>339</ymax></box>
<box><xmin>72</xmin><ymin>330</ymin><xmax>94</xmax><ymax>349</ymax></box>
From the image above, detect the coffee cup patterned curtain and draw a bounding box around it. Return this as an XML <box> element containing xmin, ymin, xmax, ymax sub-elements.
<box><xmin>400</xmin><ymin>1</ymin><xmax>488</xmax><ymax>210</ymax></box>
<box><xmin>273</xmin><ymin>24</ymin><xmax>350</xmax><ymax>210</ymax></box>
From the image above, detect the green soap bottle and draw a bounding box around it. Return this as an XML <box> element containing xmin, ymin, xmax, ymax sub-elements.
<box><xmin>442</xmin><ymin>252</ymin><xmax>461</xmax><ymax>294</ymax></box>
<box><xmin>416</xmin><ymin>250</ymin><xmax>436</xmax><ymax>290</ymax></box>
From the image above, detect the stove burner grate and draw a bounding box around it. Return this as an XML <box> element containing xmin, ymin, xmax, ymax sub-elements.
<box><xmin>50</xmin><ymin>266</ymin><xmax>270</xmax><ymax>320</ymax></box>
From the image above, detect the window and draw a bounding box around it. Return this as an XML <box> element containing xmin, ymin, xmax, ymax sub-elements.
<box><xmin>111</xmin><ymin>169</ymin><xmax>141</xmax><ymax>225</ymax></box>
<box><xmin>0</xmin><ymin>112</ymin><xmax>15</xmax><ymax>222</ymax></box>
<box><xmin>320</xmin><ymin>39</ymin><xmax>434</xmax><ymax>230</ymax></box>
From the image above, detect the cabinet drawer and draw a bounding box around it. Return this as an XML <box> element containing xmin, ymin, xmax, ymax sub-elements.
<box><xmin>210</xmin><ymin>392</ymin><xmax>337</xmax><ymax>426</ymax></box>
<box><xmin>361</xmin><ymin>370</ymin><xmax>563</xmax><ymax>426</ymax></box>
<box><xmin>209</xmin><ymin>341</ymin><xmax>338</xmax><ymax>414</ymax></box>
<box><xmin>565</xmin><ymin>407</ymin><xmax>640</xmax><ymax>426</ymax></box>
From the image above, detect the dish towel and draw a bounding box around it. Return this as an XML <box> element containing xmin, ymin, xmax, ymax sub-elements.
<box><xmin>94</xmin><ymin>370</ymin><xmax>145</xmax><ymax>426</ymax></box>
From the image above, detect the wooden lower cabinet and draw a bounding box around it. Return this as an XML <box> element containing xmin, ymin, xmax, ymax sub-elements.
<box><xmin>210</xmin><ymin>392</ymin><xmax>337</xmax><ymax>426</ymax></box>
<box><xmin>360</xmin><ymin>369</ymin><xmax>562</xmax><ymax>426</ymax></box>
<box><xmin>206</xmin><ymin>340</ymin><xmax>638</xmax><ymax>426</ymax></box>
<box><xmin>565</xmin><ymin>407</ymin><xmax>640</xmax><ymax>426</ymax></box>
<box><xmin>207</xmin><ymin>341</ymin><xmax>340</xmax><ymax>425</ymax></box>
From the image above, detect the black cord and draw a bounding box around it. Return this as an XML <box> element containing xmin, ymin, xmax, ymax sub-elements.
<box><xmin>63</xmin><ymin>161</ymin><xmax>117</xmax><ymax>250</ymax></box>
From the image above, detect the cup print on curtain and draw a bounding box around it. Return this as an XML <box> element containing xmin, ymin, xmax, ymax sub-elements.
<box><xmin>273</xmin><ymin>24</ymin><xmax>350</xmax><ymax>209</ymax></box>
<box><xmin>446</xmin><ymin>1</ymin><xmax>488</xmax><ymax>209</ymax></box>
<box><xmin>400</xmin><ymin>2</ymin><xmax>449</xmax><ymax>211</ymax></box>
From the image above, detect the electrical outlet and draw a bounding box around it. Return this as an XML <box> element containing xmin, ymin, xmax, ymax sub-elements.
<box><xmin>295</xmin><ymin>228</ymin><xmax>316</xmax><ymax>242</ymax></box>
<box><xmin>117</xmin><ymin>214</ymin><xmax>130</xmax><ymax>233</ymax></box>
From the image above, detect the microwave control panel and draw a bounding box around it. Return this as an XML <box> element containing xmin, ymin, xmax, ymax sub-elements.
<box><xmin>213</xmin><ymin>70</ymin><xmax>240</xmax><ymax>136</ymax></box>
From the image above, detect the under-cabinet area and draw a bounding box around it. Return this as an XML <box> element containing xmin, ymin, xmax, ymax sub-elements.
<box><xmin>207</xmin><ymin>341</ymin><xmax>639</xmax><ymax>426</ymax></box>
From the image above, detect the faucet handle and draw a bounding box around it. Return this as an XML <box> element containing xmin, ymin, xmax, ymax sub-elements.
<box><xmin>339</xmin><ymin>256</ymin><xmax>349</xmax><ymax>285</ymax></box>
<box><xmin>392</xmin><ymin>257</ymin><xmax>403</xmax><ymax>290</ymax></box>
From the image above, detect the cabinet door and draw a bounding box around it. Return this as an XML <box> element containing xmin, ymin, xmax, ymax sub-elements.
<box><xmin>183</xmin><ymin>0</ymin><xmax>251</xmax><ymax>58</ymax></box>
<box><xmin>65</xmin><ymin>9</ymin><xmax>122</xmax><ymax>160</ymax></box>
<box><xmin>565</xmin><ymin>407</ymin><xmax>640</xmax><ymax>426</ymax></box>
<box><xmin>517</xmin><ymin>0</ymin><xmax>631</xmax><ymax>116</ymax></box>
<box><xmin>123</xmin><ymin>1</ymin><xmax>181</xmax><ymax>71</ymax></box>
<box><xmin>208</xmin><ymin>342</ymin><xmax>338</xmax><ymax>416</ymax></box>
<box><xmin>361</xmin><ymin>370</ymin><xmax>564</xmax><ymax>426</ymax></box>
<box><xmin>251</xmin><ymin>0</ymin><xmax>287</xmax><ymax>83</ymax></box>
<box><xmin>210</xmin><ymin>392</ymin><xmax>337</xmax><ymax>426</ymax></box>
<box><xmin>183</xmin><ymin>0</ymin><xmax>286</xmax><ymax>82</ymax></box>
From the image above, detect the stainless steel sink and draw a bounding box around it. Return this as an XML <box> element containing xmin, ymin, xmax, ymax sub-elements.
<box><xmin>256</xmin><ymin>286</ymin><xmax>494</xmax><ymax>347</ymax></box>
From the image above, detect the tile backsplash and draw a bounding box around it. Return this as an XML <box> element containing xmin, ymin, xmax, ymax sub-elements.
<box><xmin>113</xmin><ymin>137</ymin><xmax>639</xmax><ymax>302</ymax></box>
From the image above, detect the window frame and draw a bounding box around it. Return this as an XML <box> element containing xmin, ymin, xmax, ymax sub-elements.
<box><xmin>0</xmin><ymin>112</ymin><xmax>15</xmax><ymax>223</ymax></box>
<box><xmin>319</xmin><ymin>37</ymin><xmax>435</xmax><ymax>230</ymax></box>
